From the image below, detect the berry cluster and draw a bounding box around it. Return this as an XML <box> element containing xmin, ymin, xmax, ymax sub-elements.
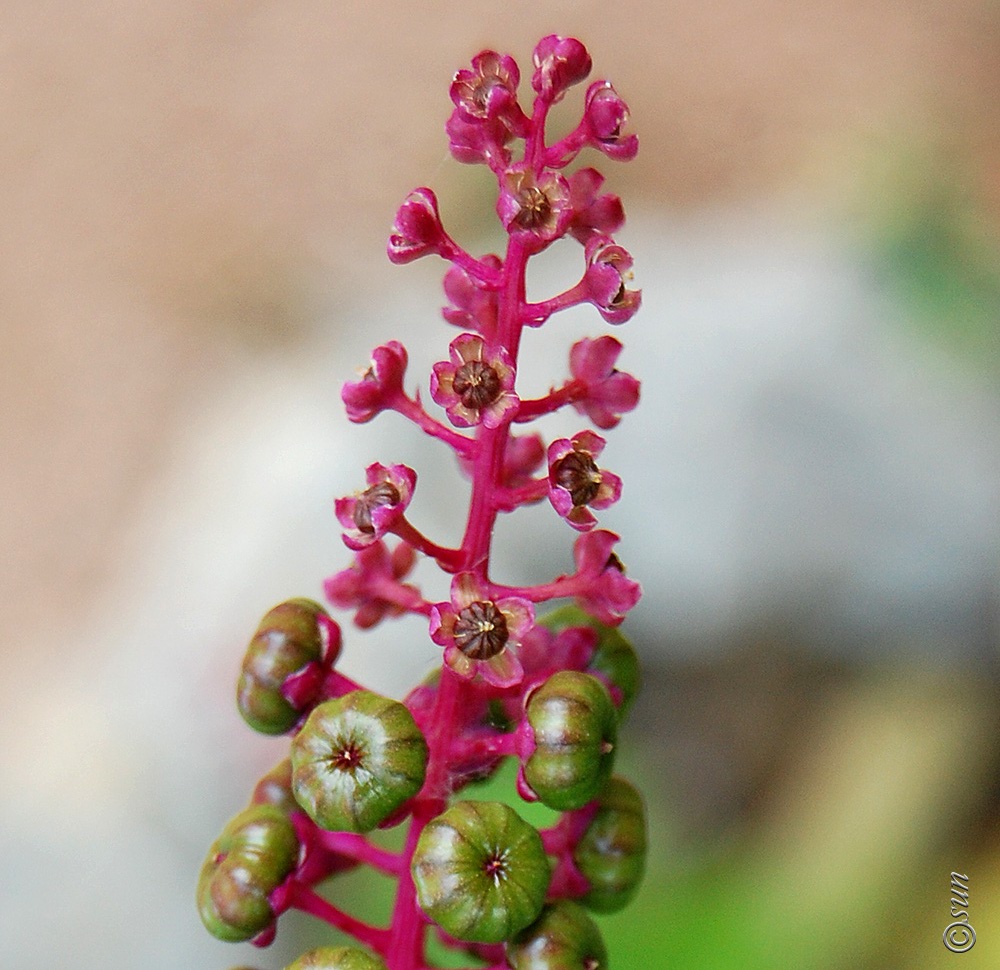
<box><xmin>197</xmin><ymin>36</ymin><xmax>647</xmax><ymax>970</ymax></box>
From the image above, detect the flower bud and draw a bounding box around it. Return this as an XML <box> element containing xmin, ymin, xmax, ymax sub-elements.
<box><xmin>412</xmin><ymin>800</ymin><xmax>550</xmax><ymax>943</ymax></box>
<box><xmin>573</xmin><ymin>776</ymin><xmax>647</xmax><ymax>912</ymax></box>
<box><xmin>538</xmin><ymin>603</ymin><xmax>640</xmax><ymax>720</ymax></box>
<box><xmin>342</xmin><ymin>341</ymin><xmax>408</xmax><ymax>424</ymax></box>
<box><xmin>291</xmin><ymin>691</ymin><xmax>428</xmax><ymax>833</ymax></box>
<box><xmin>197</xmin><ymin>805</ymin><xmax>299</xmax><ymax>942</ymax></box>
<box><xmin>524</xmin><ymin>671</ymin><xmax>617</xmax><ymax>810</ymax></box>
<box><xmin>237</xmin><ymin>599</ymin><xmax>337</xmax><ymax>735</ymax></box>
<box><xmin>531</xmin><ymin>35</ymin><xmax>592</xmax><ymax>102</ymax></box>
<box><xmin>505</xmin><ymin>901</ymin><xmax>608</xmax><ymax>970</ymax></box>
<box><xmin>284</xmin><ymin>946</ymin><xmax>387</xmax><ymax>970</ymax></box>
<box><xmin>583</xmin><ymin>81</ymin><xmax>639</xmax><ymax>161</ymax></box>
<box><xmin>387</xmin><ymin>188</ymin><xmax>449</xmax><ymax>264</ymax></box>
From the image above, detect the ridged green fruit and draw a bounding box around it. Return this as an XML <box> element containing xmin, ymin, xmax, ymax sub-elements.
<box><xmin>291</xmin><ymin>691</ymin><xmax>427</xmax><ymax>832</ymax></box>
<box><xmin>573</xmin><ymin>775</ymin><xmax>647</xmax><ymax>912</ymax></box>
<box><xmin>197</xmin><ymin>804</ymin><xmax>299</xmax><ymax>942</ymax></box>
<box><xmin>412</xmin><ymin>800</ymin><xmax>551</xmax><ymax>943</ymax></box>
<box><xmin>524</xmin><ymin>671</ymin><xmax>617</xmax><ymax>810</ymax></box>
<box><xmin>284</xmin><ymin>945</ymin><xmax>387</xmax><ymax>969</ymax></box>
<box><xmin>237</xmin><ymin>598</ymin><xmax>333</xmax><ymax>735</ymax></box>
<box><xmin>538</xmin><ymin>604</ymin><xmax>640</xmax><ymax>720</ymax></box>
<box><xmin>506</xmin><ymin>901</ymin><xmax>608</xmax><ymax>969</ymax></box>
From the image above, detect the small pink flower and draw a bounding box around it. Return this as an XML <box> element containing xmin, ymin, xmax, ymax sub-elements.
<box><xmin>583</xmin><ymin>81</ymin><xmax>639</xmax><ymax>161</ymax></box>
<box><xmin>442</xmin><ymin>258</ymin><xmax>502</xmax><ymax>340</ymax></box>
<box><xmin>518</xmin><ymin>623</ymin><xmax>597</xmax><ymax>680</ymax></box>
<box><xmin>531</xmin><ymin>35</ymin><xmax>592</xmax><ymax>102</ymax></box>
<box><xmin>430</xmin><ymin>333</ymin><xmax>519</xmax><ymax>429</ymax></box>
<box><xmin>497</xmin><ymin>166</ymin><xmax>572</xmax><ymax>248</ymax></box>
<box><xmin>387</xmin><ymin>188</ymin><xmax>451</xmax><ymax>264</ymax></box>
<box><xmin>569</xmin><ymin>336</ymin><xmax>640</xmax><ymax>430</ymax></box>
<box><xmin>572</xmin><ymin>530</ymin><xmax>642</xmax><ymax>625</ymax></box>
<box><xmin>583</xmin><ymin>237</ymin><xmax>641</xmax><ymax>325</ymax></box>
<box><xmin>547</xmin><ymin>431</ymin><xmax>622</xmax><ymax>531</ymax></box>
<box><xmin>446</xmin><ymin>109</ymin><xmax>514</xmax><ymax>168</ymax></box>
<box><xmin>335</xmin><ymin>462</ymin><xmax>417</xmax><ymax>551</ymax></box>
<box><xmin>341</xmin><ymin>341</ymin><xmax>408</xmax><ymax>423</ymax></box>
<box><xmin>323</xmin><ymin>540</ymin><xmax>417</xmax><ymax>629</ymax></box>
<box><xmin>451</xmin><ymin>50</ymin><xmax>521</xmax><ymax>121</ymax></box>
<box><xmin>430</xmin><ymin>574</ymin><xmax>534</xmax><ymax>687</ymax></box>
<box><xmin>567</xmin><ymin>167</ymin><xmax>625</xmax><ymax>244</ymax></box>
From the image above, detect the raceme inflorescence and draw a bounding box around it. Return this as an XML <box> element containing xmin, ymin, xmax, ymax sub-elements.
<box><xmin>197</xmin><ymin>35</ymin><xmax>647</xmax><ymax>970</ymax></box>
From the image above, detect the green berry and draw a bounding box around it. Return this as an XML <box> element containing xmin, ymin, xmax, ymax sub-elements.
<box><xmin>291</xmin><ymin>690</ymin><xmax>427</xmax><ymax>832</ymax></box>
<box><xmin>250</xmin><ymin>758</ymin><xmax>297</xmax><ymax>814</ymax></box>
<box><xmin>412</xmin><ymin>800</ymin><xmax>551</xmax><ymax>944</ymax></box>
<box><xmin>538</xmin><ymin>604</ymin><xmax>640</xmax><ymax>720</ymax></box>
<box><xmin>506</xmin><ymin>901</ymin><xmax>608</xmax><ymax>970</ymax></box>
<box><xmin>284</xmin><ymin>946</ymin><xmax>387</xmax><ymax>970</ymax></box>
<box><xmin>197</xmin><ymin>804</ymin><xmax>299</xmax><ymax>942</ymax></box>
<box><xmin>237</xmin><ymin>598</ymin><xmax>332</xmax><ymax>735</ymax></box>
<box><xmin>524</xmin><ymin>671</ymin><xmax>617</xmax><ymax>811</ymax></box>
<box><xmin>573</xmin><ymin>776</ymin><xmax>647</xmax><ymax>912</ymax></box>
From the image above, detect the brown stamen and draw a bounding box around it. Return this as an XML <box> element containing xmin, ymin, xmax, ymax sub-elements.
<box><xmin>353</xmin><ymin>481</ymin><xmax>401</xmax><ymax>533</ymax></box>
<box><xmin>453</xmin><ymin>360</ymin><xmax>502</xmax><ymax>410</ymax></box>
<box><xmin>554</xmin><ymin>450</ymin><xmax>602</xmax><ymax>506</ymax></box>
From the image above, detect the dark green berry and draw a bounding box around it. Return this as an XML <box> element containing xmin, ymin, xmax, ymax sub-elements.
<box><xmin>197</xmin><ymin>804</ymin><xmax>299</xmax><ymax>942</ymax></box>
<box><xmin>284</xmin><ymin>946</ymin><xmax>387</xmax><ymax>969</ymax></box>
<box><xmin>573</xmin><ymin>776</ymin><xmax>647</xmax><ymax>912</ymax></box>
<box><xmin>524</xmin><ymin>671</ymin><xmax>617</xmax><ymax>811</ymax></box>
<box><xmin>506</xmin><ymin>901</ymin><xmax>608</xmax><ymax>970</ymax></box>
<box><xmin>291</xmin><ymin>690</ymin><xmax>427</xmax><ymax>832</ymax></box>
<box><xmin>412</xmin><ymin>800</ymin><xmax>551</xmax><ymax>944</ymax></box>
<box><xmin>237</xmin><ymin>598</ymin><xmax>334</xmax><ymax>735</ymax></box>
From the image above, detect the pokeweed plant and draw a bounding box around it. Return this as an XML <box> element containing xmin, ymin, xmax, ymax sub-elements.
<box><xmin>197</xmin><ymin>35</ymin><xmax>647</xmax><ymax>970</ymax></box>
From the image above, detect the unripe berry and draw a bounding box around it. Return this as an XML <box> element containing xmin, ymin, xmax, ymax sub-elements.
<box><xmin>412</xmin><ymin>800</ymin><xmax>551</xmax><ymax>943</ymax></box>
<box><xmin>573</xmin><ymin>776</ymin><xmax>647</xmax><ymax>912</ymax></box>
<box><xmin>291</xmin><ymin>691</ymin><xmax>428</xmax><ymax>832</ymax></box>
<box><xmin>524</xmin><ymin>671</ymin><xmax>616</xmax><ymax>810</ymax></box>
<box><xmin>197</xmin><ymin>804</ymin><xmax>299</xmax><ymax>942</ymax></box>
<box><xmin>284</xmin><ymin>946</ymin><xmax>387</xmax><ymax>970</ymax></box>
<box><xmin>237</xmin><ymin>599</ymin><xmax>336</xmax><ymax>735</ymax></box>
<box><xmin>506</xmin><ymin>901</ymin><xmax>608</xmax><ymax>970</ymax></box>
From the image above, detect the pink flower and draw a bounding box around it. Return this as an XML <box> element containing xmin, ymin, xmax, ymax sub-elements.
<box><xmin>547</xmin><ymin>430</ymin><xmax>622</xmax><ymax>531</ymax></box>
<box><xmin>497</xmin><ymin>166</ymin><xmax>572</xmax><ymax>249</ymax></box>
<box><xmin>517</xmin><ymin>623</ymin><xmax>597</xmax><ymax>680</ymax></box>
<box><xmin>335</xmin><ymin>462</ymin><xmax>417</xmax><ymax>551</ymax></box>
<box><xmin>430</xmin><ymin>333</ymin><xmax>519</xmax><ymax>429</ymax></box>
<box><xmin>567</xmin><ymin>167</ymin><xmax>625</xmax><ymax>244</ymax></box>
<box><xmin>583</xmin><ymin>237</ymin><xmax>641</xmax><ymax>325</ymax></box>
<box><xmin>446</xmin><ymin>109</ymin><xmax>514</xmax><ymax>168</ymax></box>
<box><xmin>451</xmin><ymin>50</ymin><xmax>521</xmax><ymax>121</ymax></box>
<box><xmin>442</xmin><ymin>258</ymin><xmax>502</xmax><ymax>340</ymax></box>
<box><xmin>583</xmin><ymin>81</ymin><xmax>639</xmax><ymax>161</ymax></box>
<box><xmin>430</xmin><ymin>574</ymin><xmax>534</xmax><ymax>687</ymax></box>
<box><xmin>341</xmin><ymin>341</ymin><xmax>408</xmax><ymax>423</ymax></box>
<box><xmin>572</xmin><ymin>530</ymin><xmax>642</xmax><ymax>625</ymax></box>
<box><xmin>569</xmin><ymin>336</ymin><xmax>640</xmax><ymax>430</ymax></box>
<box><xmin>323</xmin><ymin>540</ymin><xmax>417</xmax><ymax>629</ymax></box>
<box><xmin>531</xmin><ymin>35</ymin><xmax>592</xmax><ymax>102</ymax></box>
<box><xmin>387</xmin><ymin>188</ymin><xmax>452</xmax><ymax>264</ymax></box>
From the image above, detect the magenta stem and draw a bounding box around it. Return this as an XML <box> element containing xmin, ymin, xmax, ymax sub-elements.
<box><xmin>315</xmin><ymin>831</ymin><xmax>404</xmax><ymax>876</ymax></box>
<box><xmin>392</xmin><ymin>393</ymin><xmax>476</xmax><ymax>457</ymax></box>
<box><xmin>285</xmin><ymin>882</ymin><xmax>390</xmax><ymax>954</ymax></box>
<box><xmin>515</xmin><ymin>379</ymin><xmax>584</xmax><ymax>422</ymax></box>
<box><xmin>391</xmin><ymin>518</ymin><xmax>463</xmax><ymax>571</ymax></box>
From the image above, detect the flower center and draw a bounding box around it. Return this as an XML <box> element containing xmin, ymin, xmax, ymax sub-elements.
<box><xmin>453</xmin><ymin>360</ymin><xmax>502</xmax><ymax>410</ymax></box>
<box><xmin>331</xmin><ymin>740</ymin><xmax>365</xmax><ymax>773</ymax></box>
<box><xmin>514</xmin><ymin>184</ymin><xmax>553</xmax><ymax>232</ymax></box>
<box><xmin>353</xmin><ymin>481</ymin><xmax>401</xmax><ymax>533</ymax></box>
<box><xmin>482</xmin><ymin>849</ymin><xmax>509</xmax><ymax>884</ymax></box>
<box><xmin>453</xmin><ymin>601</ymin><xmax>509</xmax><ymax>659</ymax></box>
<box><xmin>554</xmin><ymin>451</ymin><xmax>602</xmax><ymax>506</ymax></box>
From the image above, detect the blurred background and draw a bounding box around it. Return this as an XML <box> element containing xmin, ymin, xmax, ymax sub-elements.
<box><xmin>1</xmin><ymin>2</ymin><xmax>999</xmax><ymax>968</ymax></box>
